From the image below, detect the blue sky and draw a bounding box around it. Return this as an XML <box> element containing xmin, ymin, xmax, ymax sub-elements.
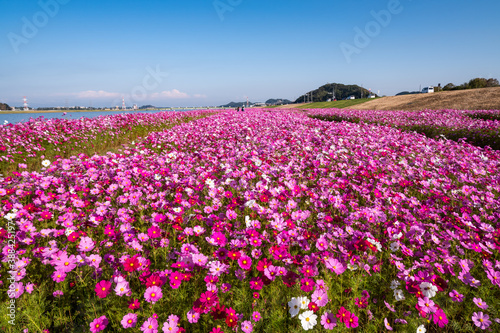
<box><xmin>0</xmin><ymin>0</ymin><xmax>499</xmax><ymax>107</ymax></box>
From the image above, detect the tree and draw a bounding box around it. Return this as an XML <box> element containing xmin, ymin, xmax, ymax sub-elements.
<box><xmin>442</xmin><ymin>83</ymin><xmax>455</xmax><ymax>91</ymax></box>
<box><xmin>486</xmin><ymin>78</ymin><xmax>499</xmax><ymax>87</ymax></box>
<box><xmin>468</xmin><ymin>78</ymin><xmax>488</xmax><ymax>89</ymax></box>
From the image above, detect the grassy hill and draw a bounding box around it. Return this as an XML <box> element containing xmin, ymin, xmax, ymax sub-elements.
<box><xmin>352</xmin><ymin>87</ymin><xmax>500</xmax><ymax>111</ymax></box>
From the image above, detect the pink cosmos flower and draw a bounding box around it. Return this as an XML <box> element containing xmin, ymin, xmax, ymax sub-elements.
<box><xmin>226</xmin><ymin>209</ymin><xmax>237</xmax><ymax>220</ymax></box>
<box><xmin>78</xmin><ymin>236</ymin><xmax>95</xmax><ymax>252</ymax></box>
<box><xmin>162</xmin><ymin>321</ymin><xmax>179</xmax><ymax>333</ymax></box>
<box><xmin>384</xmin><ymin>318</ymin><xmax>393</xmax><ymax>331</ymax></box>
<box><xmin>472</xmin><ymin>312</ymin><xmax>491</xmax><ymax>330</ymax></box>
<box><xmin>241</xmin><ymin>320</ymin><xmax>253</xmax><ymax>333</ymax></box>
<box><xmin>449</xmin><ymin>290</ymin><xmax>464</xmax><ymax>302</ymax></box>
<box><xmin>325</xmin><ymin>257</ymin><xmax>345</xmax><ymax>275</ymax></box>
<box><xmin>52</xmin><ymin>270</ymin><xmax>66</xmax><ymax>283</ymax></box>
<box><xmin>141</xmin><ymin>317</ymin><xmax>158</xmax><ymax>333</ymax></box>
<box><xmin>321</xmin><ymin>312</ymin><xmax>337</xmax><ymax>329</ymax></box>
<box><xmin>417</xmin><ymin>297</ymin><xmax>437</xmax><ymax>314</ymax></box>
<box><xmin>145</xmin><ymin>286</ymin><xmax>163</xmax><ymax>303</ymax></box>
<box><xmin>115</xmin><ymin>280</ymin><xmax>131</xmax><ymax>296</ymax></box>
<box><xmin>311</xmin><ymin>289</ymin><xmax>329</xmax><ymax>307</ymax></box>
<box><xmin>473</xmin><ymin>297</ymin><xmax>488</xmax><ymax>310</ymax></box>
<box><xmin>121</xmin><ymin>313</ymin><xmax>138</xmax><ymax>328</ymax></box>
<box><xmin>9</xmin><ymin>282</ymin><xmax>24</xmax><ymax>299</ymax></box>
<box><xmin>187</xmin><ymin>309</ymin><xmax>200</xmax><ymax>323</ymax></box>
<box><xmin>90</xmin><ymin>315</ymin><xmax>108</xmax><ymax>333</ymax></box>
<box><xmin>252</xmin><ymin>311</ymin><xmax>261</xmax><ymax>322</ymax></box>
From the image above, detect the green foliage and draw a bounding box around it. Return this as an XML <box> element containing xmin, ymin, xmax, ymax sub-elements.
<box><xmin>301</xmin><ymin>98</ymin><xmax>375</xmax><ymax>109</ymax></box>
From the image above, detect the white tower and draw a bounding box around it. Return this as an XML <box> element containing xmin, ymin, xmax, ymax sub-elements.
<box><xmin>122</xmin><ymin>97</ymin><xmax>126</xmax><ymax>110</ymax></box>
<box><xmin>23</xmin><ymin>96</ymin><xmax>28</xmax><ymax>111</ymax></box>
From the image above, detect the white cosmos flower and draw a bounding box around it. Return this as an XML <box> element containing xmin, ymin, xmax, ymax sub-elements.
<box><xmin>299</xmin><ymin>310</ymin><xmax>317</xmax><ymax>330</ymax></box>
<box><xmin>390</xmin><ymin>280</ymin><xmax>400</xmax><ymax>290</ymax></box>
<box><xmin>389</xmin><ymin>242</ymin><xmax>400</xmax><ymax>252</ymax></box>
<box><xmin>416</xmin><ymin>324</ymin><xmax>426</xmax><ymax>333</ymax></box>
<box><xmin>287</xmin><ymin>297</ymin><xmax>300</xmax><ymax>317</ymax></box>
<box><xmin>394</xmin><ymin>289</ymin><xmax>405</xmax><ymax>301</ymax></box>
<box><xmin>41</xmin><ymin>159</ymin><xmax>51</xmax><ymax>167</ymax></box>
<box><xmin>419</xmin><ymin>282</ymin><xmax>438</xmax><ymax>298</ymax></box>
<box><xmin>298</xmin><ymin>296</ymin><xmax>310</xmax><ymax>310</ymax></box>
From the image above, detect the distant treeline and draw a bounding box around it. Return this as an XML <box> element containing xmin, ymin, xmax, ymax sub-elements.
<box><xmin>396</xmin><ymin>78</ymin><xmax>499</xmax><ymax>96</ymax></box>
<box><xmin>442</xmin><ymin>78</ymin><xmax>499</xmax><ymax>91</ymax></box>
<box><xmin>0</xmin><ymin>103</ymin><xmax>10</xmax><ymax>110</ymax></box>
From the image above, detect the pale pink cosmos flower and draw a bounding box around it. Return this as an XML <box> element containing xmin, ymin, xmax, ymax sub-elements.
<box><xmin>144</xmin><ymin>286</ymin><xmax>163</xmax><ymax>304</ymax></box>
<box><xmin>121</xmin><ymin>313</ymin><xmax>138</xmax><ymax>328</ymax></box>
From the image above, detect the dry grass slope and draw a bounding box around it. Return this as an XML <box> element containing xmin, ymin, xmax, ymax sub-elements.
<box><xmin>353</xmin><ymin>87</ymin><xmax>500</xmax><ymax>111</ymax></box>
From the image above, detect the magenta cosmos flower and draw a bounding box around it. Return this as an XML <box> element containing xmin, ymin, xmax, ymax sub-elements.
<box><xmin>345</xmin><ymin>312</ymin><xmax>359</xmax><ymax>328</ymax></box>
<box><xmin>433</xmin><ymin>309</ymin><xmax>449</xmax><ymax>328</ymax></box>
<box><xmin>238</xmin><ymin>256</ymin><xmax>252</xmax><ymax>270</ymax></box>
<box><xmin>148</xmin><ymin>226</ymin><xmax>162</xmax><ymax>238</ymax></box>
<box><xmin>145</xmin><ymin>286</ymin><xmax>163</xmax><ymax>303</ymax></box>
<box><xmin>90</xmin><ymin>316</ymin><xmax>108</xmax><ymax>333</ymax></box>
<box><xmin>121</xmin><ymin>313</ymin><xmax>138</xmax><ymax>328</ymax></box>
<box><xmin>95</xmin><ymin>280</ymin><xmax>112</xmax><ymax>299</ymax></box>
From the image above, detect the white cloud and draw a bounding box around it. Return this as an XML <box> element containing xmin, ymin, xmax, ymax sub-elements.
<box><xmin>150</xmin><ymin>89</ymin><xmax>189</xmax><ymax>99</ymax></box>
<box><xmin>75</xmin><ymin>90</ymin><xmax>122</xmax><ymax>99</ymax></box>
<box><xmin>193</xmin><ymin>94</ymin><xmax>207</xmax><ymax>98</ymax></box>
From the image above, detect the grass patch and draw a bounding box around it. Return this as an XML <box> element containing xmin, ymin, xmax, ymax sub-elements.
<box><xmin>300</xmin><ymin>98</ymin><xmax>376</xmax><ymax>109</ymax></box>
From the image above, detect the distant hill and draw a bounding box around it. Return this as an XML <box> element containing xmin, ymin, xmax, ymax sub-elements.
<box><xmin>265</xmin><ymin>99</ymin><xmax>292</xmax><ymax>105</ymax></box>
<box><xmin>0</xmin><ymin>102</ymin><xmax>11</xmax><ymax>110</ymax></box>
<box><xmin>220</xmin><ymin>102</ymin><xmax>252</xmax><ymax>108</ymax></box>
<box><xmin>295</xmin><ymin>83</ymin><xmax>374</xmax><ymax>103</ymax></box>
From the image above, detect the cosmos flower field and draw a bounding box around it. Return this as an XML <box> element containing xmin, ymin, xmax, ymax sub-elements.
<box><xmin>1</xmin><ymin>109</ymin><xmax>499</xmax><ymax>332</ymax></box>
